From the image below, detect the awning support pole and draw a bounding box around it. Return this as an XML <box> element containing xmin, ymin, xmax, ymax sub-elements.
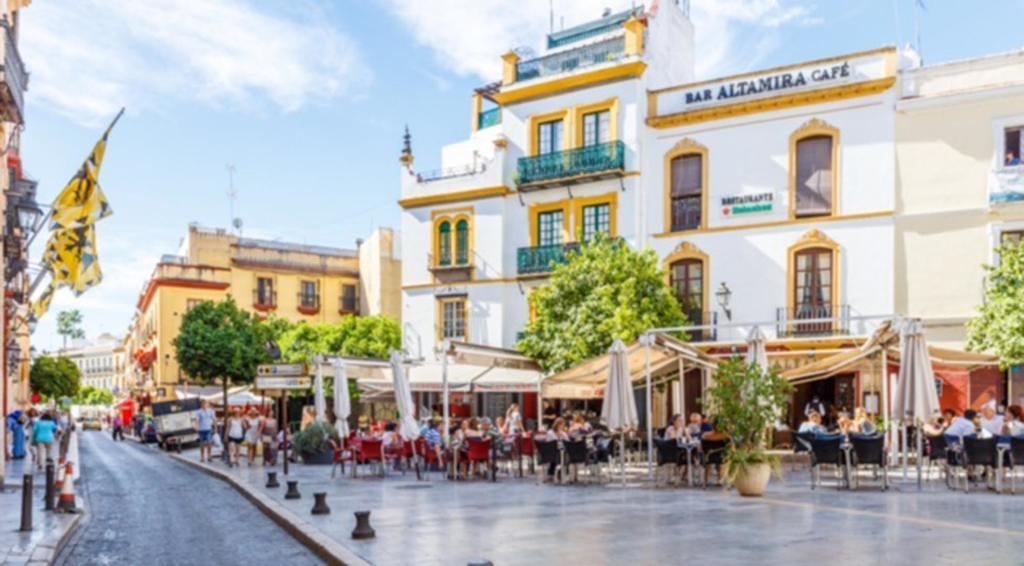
<box><xmin>442</xmin><ymin>340</ymin><xmax>450</xmax><ymax>447</ymax></box>
<box><xmin>644</xmin><ymin>334</ymin><xmax>653</xmax><ymax>480</ymax></box>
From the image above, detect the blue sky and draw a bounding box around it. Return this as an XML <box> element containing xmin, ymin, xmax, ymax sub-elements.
<box><xmin>20</xmin><ymin>0</ymin><xmax>1024</xmax><ymax>350</ymax></box>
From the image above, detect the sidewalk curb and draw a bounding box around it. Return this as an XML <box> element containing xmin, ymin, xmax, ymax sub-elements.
<box><xmin>169</xmin><ymin>454</ymin><xmax>370</xmax><ymax>566</ymax></box>
<box><xmin>38</xmin><ymin>505</ymin><xmax>85</xmax><ymax>565</ymax></box>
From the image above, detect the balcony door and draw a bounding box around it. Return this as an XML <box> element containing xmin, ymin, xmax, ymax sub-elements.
<box><xmin>794</xmin><ymin>247</ymin><xmax>833</xmax><ymax>333</ymax></box>
<box><xmin>670</xmin><ymin>259</ymin><xmax>704</xmax><ymax>330</ymax></box>
<box><xmin>581</xmin><ymin>203</ymin><xmax>610</xmax><ymax>242</ymax></box>
<box><xmin>582</xmin><ymin>110</ymin><xmax>610</xmax><ymax>147</ymax></box>
<box><xmin>538</xmin><ymin>120</ymin><xmax>564</xmax><ymax>155</ymax></box>
<box><xmin>537</xmin><ymin>210</ymin><xmax>564</xmax><ymax>247</ymax></box>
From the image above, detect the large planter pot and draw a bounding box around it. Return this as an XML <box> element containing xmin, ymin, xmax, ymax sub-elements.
<box><xmin>301</xmin><ymin>450</ymin><xmax>334</xmax><ymax>465</ymax></box>
<box><xmin>733</xmin><ymin>462</ymin><xmax>771</xmax><ymax>497</ymax></box>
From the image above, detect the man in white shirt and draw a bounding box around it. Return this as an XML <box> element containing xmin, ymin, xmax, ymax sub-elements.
<box><xmin>979</xmin><ymin>404</ymin><xmax>1004</xmax><ymax>437</ymax></box>
<box><xmin>945</xmin><ymin>409</ymin><xmax>978</xmax><ymax>438</ymax></box>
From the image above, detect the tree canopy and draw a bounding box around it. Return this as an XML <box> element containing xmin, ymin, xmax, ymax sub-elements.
<box><xmin>968</xmin><ymin>242</ymin><xmax>1024</xmax><ymax>368</ymax></box>
<box><xmin>173</xmin><ymin>298</ymin><xmax>267</xmax><ymax>387</ymax></box>
<box><xmin>73</xmin><ymin>386</ymin><xmax>115</xmax><ymax>405</ymax></box>
<box><xmin>277</xmin><ymin>315</ymin><xmax>402</xmax><ymax>363</ymax></box>
<box><xmin>56</xmin><ymin>310</ymin><xmax>85</xmax><ymax>348</ymax></box>
<box><xmin>518</xmin><ymin>235</ymin><xmax>687</xmax><ymax>373</ymax></box>
<box><xmin>30</xmin><ymin>355</ymin><xmax>81</xmax><ymax>400</ymax></box>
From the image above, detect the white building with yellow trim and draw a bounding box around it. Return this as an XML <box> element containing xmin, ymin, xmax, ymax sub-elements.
<box><xmin>398</xmin><ymin>4</ymin><xmax>1020</xmax><ymax>422</ymax></box>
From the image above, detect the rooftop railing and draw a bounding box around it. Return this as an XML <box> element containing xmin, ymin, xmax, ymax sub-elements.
<box><xmin>516</xmin><ymin>140</ymin><xmax>625</xmax><ymax>186</ymax></box>
<box><xmin>775</xmin><ymin>304</ymin><xmax>850</xmax><ymax>338</ymax></box>
<box><xmin>477</xmin><ymin>107</ymin><xmax>501</xmax><ymax>130</ymax></box>
<box><xmin>516</xmin><ymin>36</ymin><xmax>626</xmax><ymax>83</ymax></box>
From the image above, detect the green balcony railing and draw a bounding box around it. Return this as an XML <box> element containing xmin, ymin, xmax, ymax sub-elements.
<box><xmin>517</xmin><ymin>243</ymin><xmax>580</xmax><ymax>275</ymax></box>
<box><xmin>478</xmin><ymin>107</ymin><xmax>501</xmax><ymax>129</ymax></box>
<box><xmin>517</xmin><ymin>140</ymin><xmax>625</xmax><ymax>186</ymax></box>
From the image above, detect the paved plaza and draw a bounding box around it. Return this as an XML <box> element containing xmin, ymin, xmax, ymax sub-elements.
<box><xmin>181</xmin><ymin>450</ymin><xmax>1024</xmax><ymax>566</ymax></box>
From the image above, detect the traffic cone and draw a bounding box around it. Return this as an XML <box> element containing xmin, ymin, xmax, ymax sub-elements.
<box><xmin>54</xmin><ymin>459</ymin><xmax>65</xmax><ymax>492</ymax></box>
<box><xmin>56</xmin><ymin>462</ymin><xmax>79</xmax><ymax>514</ymax></box>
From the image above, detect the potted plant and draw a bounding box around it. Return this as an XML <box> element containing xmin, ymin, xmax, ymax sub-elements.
<box><xmin>292</xmin><ymin>422</ymin><xmax>340</xmax><ymax>465</ymax></box>
<box><xmin>704</xmin><ymin>358</ymin><xmax>794</xmax><ymax>496</ymax></box>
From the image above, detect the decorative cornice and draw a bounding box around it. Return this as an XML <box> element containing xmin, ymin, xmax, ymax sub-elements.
<box><xmin>791</xmin><ymin>117</ymin><xmax>839</xmax><ymax>140</ymax></box>
<box><xmin>668</xmin><ymin>137</ymin><xmax>707</xmax><ymax>154</ymax></box>
<box><xmin>795</xmin><ymin>228</ymin><xmax>838</xmax><ymax>247</ymax></box>
<box><xmin>399</xmin><ymin>186</ymin><xmax>511</xmax><ymax>209</ymax></box>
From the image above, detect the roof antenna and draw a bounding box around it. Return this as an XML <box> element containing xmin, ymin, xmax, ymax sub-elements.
<box><xmin>549</xmin><ymin>0</ymin><xmax>554</xmax><ymax>33</ymax></box>
<box><xmin>914</xmin><ymin>0</ymin><xmax>926</xmax><ymax>63</ymax></box>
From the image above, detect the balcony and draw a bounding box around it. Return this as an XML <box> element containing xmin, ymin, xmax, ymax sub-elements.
<box><xmin>516</xmin><ymin>140</ymin><xmax>625</xmax><ymax>190</ymax></box>
<box><xmin>516</xmin><ymin>36</ymin><xmax>626</xmax><ymax>84</ymax></box>
<box><xmin>253</xmin><ymin>289</ymin><xmax>277</xmax><ymax>311</ymax></box>
<box><xmin>775</xmin><ymin>305</ymin><xmax>850</xmax><ymax>338</ymax></box>
<box><xmin>989</xmin><ymin>166</ymin><xmax>1024</xmax><ymax>207</ymax></box>
<box><xmin>298</xmin><ymin>293</ymin><xmax>321</xmax><ymax>315</ymax></box>
<box><xmin>517</xmin><ymin>243</ymin><xmax>580</xmax><ymax>275</ymax></box>
<box><xmin>0</xmin><ymin>18</ymin><xmax>25</xmax><ymax>124</ymax></box>
<box><xmin>477</xmin><ymin>107</ymin><xmax>501</xmax><ymax>130</ymax></box>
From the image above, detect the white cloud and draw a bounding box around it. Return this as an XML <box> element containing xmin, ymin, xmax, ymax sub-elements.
<box><xmin>383</xmin><ymin>0</ymin><xmax>818</xmax><ymax>81</ymax></box>
<box><xmin>20</xmin><ymin>0</ymin><xmax>370</xmax><ymax>126</ymax></box>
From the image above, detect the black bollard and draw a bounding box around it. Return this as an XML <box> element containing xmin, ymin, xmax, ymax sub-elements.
<box><xmin>351</xmin><ymin>510</ymin><xmax>375</xmax><ymax>539</ymax></box>
<box><xmin>311</xmin><ymin>492</ymin><xmax>330</xmax><ymax>515</ymax></box>
<box><xmin>20</xmin><ymin>474</ymin><xmax>32</xmax><ymax>531</ymax></box>
<box><xmin>284</xmin><ymin>480</ymin><xmax>301</xmax><ymax>499</ymax></box>
<box><xmin>44</xmin><ymin>460</ymin><xmax>55</xmax><ymax>511</ymax></box>
<box><xmin>266</xmin><ymin>471</ymin><xmax>280</xmax><ymax>488</ymax></box>
<box><xmin>468</xmin><ymin>562</ymin><xmax>494</xmax><ymax>566</ymax></box>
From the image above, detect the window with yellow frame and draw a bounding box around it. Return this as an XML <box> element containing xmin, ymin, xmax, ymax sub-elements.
<box><xmin>432</xmin><ymin>209</ymin><xmax>473</xmax><ymax>268</ymax></box>
<box><xmin>437</xmin><ymin>296</ymin><xmax>468</xmax><ymax>342</ymax></box>
<box><xmin>789</xmin><ymin>118</ymin><xmax>840</xmax><ymax>219</ymax></box>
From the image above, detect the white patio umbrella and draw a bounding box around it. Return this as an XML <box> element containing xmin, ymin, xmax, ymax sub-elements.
<box><xmin>746</xmin><ymin>326</ymin><xmax>769</xmax><ymax>371</ymax></box>
<box><xmin>313</xmin><ymin>356</ymin><xmax>327</xmax><ymax>422</ymax></box>
<box><xmin>333</xmin><ymin>358</ymin><xmax>351</xmax><ymax>439</ymax></box>
<box><xmin>390</xmin><ymin>351</ymin><xmax>420</xmax><ymax>441</ymax></box>
<box><xmin>891</xmin><ymin>319</ymin><xmax>941</xmax><ymax>489</ymax></box>
<box><xmin>601</xmin><ymin>340</ymin><xmax>638</xmax><ymax>485</ymax></box>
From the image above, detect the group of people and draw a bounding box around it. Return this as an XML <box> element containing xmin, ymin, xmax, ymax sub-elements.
<box><xmin>5</xmin><ymin>408</ymin><xmax>67</xmax><ymax>469</ymax></box>
<box><xmin>196</xmin><ymin>401</ymin><xmax>282</xmax><ymax>467</ymax></box>
<box><xmin>923</xmin><ymin>404</ymin><xmax>1024</xmax><ymax>440</ymax></box>
<box><xmin>798</xmin><ymin>407</ymin><xmax>878</xmax><ymax>437</ymax></box>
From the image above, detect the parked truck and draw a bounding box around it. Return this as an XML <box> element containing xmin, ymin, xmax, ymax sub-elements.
<box><xmin>150</xmin><ymin>398</ymin><xmax>201</xmax><ymax>450</ymax></box>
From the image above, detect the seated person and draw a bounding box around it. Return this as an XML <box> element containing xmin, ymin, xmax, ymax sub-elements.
<box><xmin>979</xmin><ymin>404</ymin><xmax>1004</xmax><ymax>437</ymax></box>
<box><xmin>1007</xmin><ymin>151</ymin><xmax>1021</xmax><ymax>166</ymax></box>
<box><xmin>944</xmin><ymin>409</ymin><xmax>978</xmax><ymax>439</ymax></box>
<box><xmin>922</xmin><ymin>415</ymin><xmax>946</xmax><ymax>437</ymax></box>
<box><xmin>664</xmin><ymin>414</ymin><xmax>688</xmax><ymax>442</ymax></box>
<box><xmin>1002</xmin><ymin>405</ymin><xmax>1024</xmax><ymax>438</ymax></box>
<box><xmin>798</xmin><ymin>411</ymin><xmax>827</xmax><ymax>436</ymax></box>
<box><xmin>568</xmin><ymin>413</ymin><xmax>593</xmax><ymax>438</ymax></box>
<box><xmin>852</xmin><ymin>408</ymin><xmax>877</xmax><ymax>435</ymax></box>
<box><xmin>685</xmin><ymin>413</ymin><xmax>703</xmax><ymax>437</ymax></box>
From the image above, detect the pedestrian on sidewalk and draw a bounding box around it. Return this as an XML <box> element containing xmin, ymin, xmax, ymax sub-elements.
<box><xmin>225</xmin><ymin>407</ymin><xmax>245</xmax><ymax>467</ymax></box>
<box><xmin>262</xmin><ymin>409</ymin><xmax>278</xmax><ymax>466</ymax></box>
<box><xmin>32</xmin><ymin>412</ymin><xmax>58</xmax><ymax>470</ymax></box>
<box><xmin>243</xmin><ymin>409</ymin><xmax>264</xmax><ymax>466</ymax></box>
<box><xmin>111</xmin><ymin>414</ymin><xmax>125</xmax><ymax>442</ymax></box>
<box><xmin>196</xmin><ymin>400</ymin><xmax>216</xmax><ymax>462</ymax></box>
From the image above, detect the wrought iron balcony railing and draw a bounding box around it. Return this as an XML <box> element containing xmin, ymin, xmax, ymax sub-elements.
<box><xmin>683</xmin><ymin>311</ymin><xmax>718</xmax><ymax>343</ymax></box>
<box><xmin>517</xmin><ymin>243</ymin><xmax>580</xmax><ymax>275</ymax></box>
<box><xmin>775</xmin><ymin>304</ymin><xmax>850</xmax><ymax>338</ymax></box>
<box><xmin>517</xmin><ymin>140</ymin><xmax>625</xmax><ymax>186</ymax></box>
<box><xmin>477</xmin><ymin>107</ymin><xmax>500</xmax><ymax>130</ymax></box>
<box><xmin>253</xmin><ymin>289</ymin><xmax>277</xmax><ymax>309</ymax></box>
<box><xmin>516</xmin><ymin>36</ymin><xmax>626</xmax><ymax>83</ymax></box>
<box><xmin>298</xmin><ymin>293</ymin><xmax>321</xmax><ymax>312</ymax></box>
<box><xmin>990</xmin><ymin>166</ymin><xmax>1024</xmax><ymax>206</ymax></box>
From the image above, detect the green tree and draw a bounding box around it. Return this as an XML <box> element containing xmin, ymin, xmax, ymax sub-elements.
<box><xmin>173</xmin><ymin>298</ymin><xmax>267</xmax><ymax>420</ymax></box>
<box><xmin>518</xmin><ymin>235</ymin><xmax>687</xmax><ymax>373</ymax></box>
<box><xmin>968</xmin><ymin>242</ymin><xmax>1024</xmax><ymax>367</ymax></box>
<box><xmin>73</xmin><ymin>386</ymin><xmax>115</xmax><ymax>405</ymax></box>
<box><xmin>278</xmin><ymin>316</ymin><xmax>401</xmax><ymax>363</ymax></box>
<box><xmin>56</xmin><ymin>310</ymin><xmax>85</xmax><ymax>349</ymax></box>
<box><xmin>30</xmin><ymin>356</ymin><xmax>81</xmax><ymax>400</ymax></box>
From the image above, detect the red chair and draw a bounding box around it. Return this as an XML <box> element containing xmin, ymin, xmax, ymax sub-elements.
<box><xmin>330</xmin><ymin>438</ymin><xmax>351</xmax><ymax>479</ymax></box>
<box><xmin>358</xmin><ymin>439</ymin><xmax>385</xmax><ymax>476</ymax></box>
<box><xmin>415</xmin><ymin>438</ymin><xmax>444</xmax><ymax>479</ymax></box>
<box><xmin>465</xmin><ymin>438</ymin><xmax>493</xmax><ymax>480</ymax></box>
<box><xmin>517</xmin><ymin>433</ymin><xmax>536</xmax><ymax>476</ymax></box>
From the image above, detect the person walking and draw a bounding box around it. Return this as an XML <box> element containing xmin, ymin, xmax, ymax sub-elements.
<box><xmin>261</xmin><ymin>409</ymin><xmax>278</xmax><ymax>466</ymax></box>
<box><xmin>111</xmin><ymin>414</ymin><xmax>125</xmax><ymax>442</ymax></box>
<box><xmin>195</xmin><ymin>400</ymin><xmax>216</xmax><ymax>463</ymax></box>
<box><xmin>243</xmin><ymin>409</ymin><xmax>264</xmax><ymax>466</ymax></box>
<box><xmin>225</xmin><ymin>408</ymin><xmax>245</xmax><ymax>467</ymax></box>
<box><xmin>32</xmin><ymin>412</ymin><xmax>59</xmax><ymax>470</ymax></box>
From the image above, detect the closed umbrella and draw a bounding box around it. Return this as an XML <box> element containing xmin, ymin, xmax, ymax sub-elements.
<box><xmin>313</xmin><ymin>356</ymin><xmax>327</xmax><ymax>422</ymax></box>
<box><xmin>601</xmin><ymin>340</ymin><xmax>638</xmax><ymax>485</ymax></box>
<box><xmin>390</xmin><ymin>351</ymin><xmax>420</xmax><ymax>441</ymax></box>
<box><xmin>891</xmin><ymin>319</ymin><xmax>940</xmax><ymax>489</ymax></box>
<box><xmin>333</xmin><ymin>358</ymin><xmax>350</xmax><ymax>439</ymax></box>
<box><xmin>746</xmin><ymin>326</ymin><xmax>769</xmax><ymax>371</ymax></box>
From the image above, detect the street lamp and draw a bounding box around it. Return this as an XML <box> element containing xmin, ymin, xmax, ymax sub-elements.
<box><xmin>715</xmin><ymin>282</ymin><xmax>732</xmax><ymax>321</ymax></box>
<box><xmin>15</xmin><ymin>199</ymin><xmax>42</xmax><ymax>235</ymax></box>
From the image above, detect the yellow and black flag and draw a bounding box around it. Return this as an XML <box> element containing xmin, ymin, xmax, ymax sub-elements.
<box><xmin>48</xmin><ymin>109</ymin><xmax>121</xmax><ymax>231</ymax></box>
<box><xmin>44</xmin><ymin>224</ymin><xmax>103</xmax><ymax>296</ymax></box>
<box><xmin>30</xmin><ymin>282</ymin><xmax>55</xmax><ymax>321</ymax></box>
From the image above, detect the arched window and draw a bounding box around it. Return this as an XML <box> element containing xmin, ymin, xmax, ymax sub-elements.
<box><xmin>794</xmin><ymin>136</ymin><xmax>833</xmax><ymax>217</ymax></box>
<box><xmin>670</xmin><ymin>154</ymin><xmax>703</xmax><ymax>231</ymax></box>
<box><xmin>437</xmin><ymin>221</ymin><xmax>452</xmax><ymax>266</ymax></box>
<box><xmin>669</xmin><ymin>258</ymin><xmax>704</xmax><ymax>326</ymax></box>
<box><xmin>455</xmin><ymin>219</ymin><xmax>469</xmax><ymax>265</ymax></box>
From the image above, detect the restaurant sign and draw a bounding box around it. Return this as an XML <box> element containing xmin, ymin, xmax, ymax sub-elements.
<box><xmin>721</xmin><ymin>192</ymin><xmax>774</xmax><ymax>217</ymax></box>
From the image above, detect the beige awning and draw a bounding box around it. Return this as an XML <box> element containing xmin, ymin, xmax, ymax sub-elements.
<box><xmin>542</xmin><ymin>333</ymin><xmax>718</xmax><ymax>399</ymax></box>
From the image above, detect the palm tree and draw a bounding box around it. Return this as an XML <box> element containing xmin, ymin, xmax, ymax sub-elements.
<box><xmin>56</xmin><ymin>310</ymin><xmax>85</xmax><ymax>350</ymax></box>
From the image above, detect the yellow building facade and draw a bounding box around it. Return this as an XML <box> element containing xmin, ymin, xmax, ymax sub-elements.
<box><xmin>127</xmin><ymin>225</ymin><xmax>401</xmax><ymax>389</ymax></box>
